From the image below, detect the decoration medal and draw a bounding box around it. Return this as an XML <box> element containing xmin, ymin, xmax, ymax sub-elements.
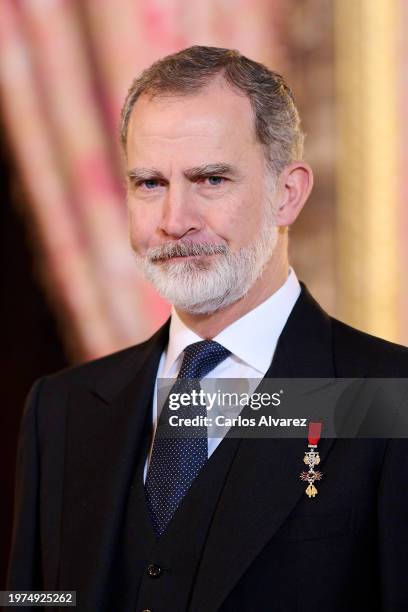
<box><xmin>300</xmin><ymin>422</ymin><xmax>323</xmax><ymax>498</ymax></box>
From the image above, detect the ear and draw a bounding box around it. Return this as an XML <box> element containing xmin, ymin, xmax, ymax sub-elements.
<box><xmin>274</xmin><ymin>162</ymin><xmax>314</xmax><ymax>227</ymax></box>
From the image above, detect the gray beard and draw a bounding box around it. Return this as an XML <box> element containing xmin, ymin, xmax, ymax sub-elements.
<box><xmin>132</xmin><ymin>203</ymin><xmax>278</xmax><ymax>314</ymax></box>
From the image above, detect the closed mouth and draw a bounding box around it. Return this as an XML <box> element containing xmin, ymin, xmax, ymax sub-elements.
<box><xmin>154</xmin><ymin>253</ymin><xmax>215</xmax><ymax>262</ymax></box>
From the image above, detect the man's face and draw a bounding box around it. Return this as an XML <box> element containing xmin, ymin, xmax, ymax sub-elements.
<box><xmin>126</xmin><ymin>77</ymin><xmax>280</xmax><ymax>313</ymax></box>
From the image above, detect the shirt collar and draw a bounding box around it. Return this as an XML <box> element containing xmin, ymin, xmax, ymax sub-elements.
<box><xmin>162</xmin><ymin>267</ymin><xmax>301</xmax><ymax>377</ymax></box>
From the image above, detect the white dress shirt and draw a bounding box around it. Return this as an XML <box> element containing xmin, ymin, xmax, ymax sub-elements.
<box><xmin>143</xmin><ymin>268</ymin><xmax>301</xmax><ymax>481</ymax></box>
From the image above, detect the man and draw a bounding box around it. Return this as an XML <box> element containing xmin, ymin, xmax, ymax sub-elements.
<box><xmin>7</xmin><ymin>46</ymin><xmax>408</xmax><ymax>611</ymax></box>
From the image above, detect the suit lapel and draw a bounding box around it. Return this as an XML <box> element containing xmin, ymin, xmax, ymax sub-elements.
<box><xmin>190</xmin><ymin>285</ymin><xmax>338</xmax><ymax>612</ymax></box>
<box><xmin>58</xmin><ymin>322</ymin><xmax>170</xmax><ymax>600</ymax></box>
<box><xmin>58</xmin><ymin>283</ymin><xmax>342</xmax><ymax>609</ymax></box>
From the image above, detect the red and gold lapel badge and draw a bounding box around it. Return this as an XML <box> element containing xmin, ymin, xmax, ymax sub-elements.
<box><xmin>300</xmin><ymin>422</ymin><xmax>323</xmax><ymax>498</ymax></box>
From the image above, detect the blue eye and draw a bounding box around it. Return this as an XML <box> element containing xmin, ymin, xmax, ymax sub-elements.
<box><xmin>144</xmin><ymin>179</ymin><xmax>159</xmax><ymax>189</ymax></box>
<box><xmin>207</xmin><ymin>176</ymin><xmax>224</xmax><ymax>185</ymax></box>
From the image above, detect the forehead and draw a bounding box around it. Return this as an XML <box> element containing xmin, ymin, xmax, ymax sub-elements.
<box><xmin>126</xmin><ymin>78</ymin><xmax>261</xmax><ymax>163</ymax></box>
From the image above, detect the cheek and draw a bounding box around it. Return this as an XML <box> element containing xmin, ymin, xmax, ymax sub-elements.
<box><xmin>212</xmin><ymin>189</ymin><xmax>265</xmax><ymax>247</ymax></box>
<box><xmin>127</xmin><ymin>200</ymin><xmax>157</xmax><ymax>252</ymax></box>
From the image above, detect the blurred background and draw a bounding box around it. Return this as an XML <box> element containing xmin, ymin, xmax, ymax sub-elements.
<box><xmin>1</xmin><ymin>0</ymin><xmax>407</xmax><ymax>586</ymax></box>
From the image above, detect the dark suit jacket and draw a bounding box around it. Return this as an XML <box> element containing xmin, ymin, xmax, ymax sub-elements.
<box><xmin>6</xmin><ymin>284</ymin><xmax>408</xmax><ymax>611</ymax></box>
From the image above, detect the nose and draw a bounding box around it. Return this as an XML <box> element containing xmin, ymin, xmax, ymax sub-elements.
<box><xmin>158</xmin><ymin>182</ymin><xmax>202</xmax><ymax>239</ymax></box>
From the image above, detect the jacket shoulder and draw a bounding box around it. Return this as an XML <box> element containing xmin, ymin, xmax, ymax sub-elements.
<box><xmin>331</xmin><ymin>317</ymin><xmax>408</xmax><ymax>376</ymax></box>
<box><xmin>41</xmin><ymin>322</ymin><xmax>169</xmax><ymax>393</ymax></box>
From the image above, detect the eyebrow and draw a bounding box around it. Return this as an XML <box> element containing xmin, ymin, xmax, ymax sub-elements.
<box><xmin>127</xmin><ymin>163</ymin><xmax>240</xmax><ymax>183</ymax></box>
<box><xmin>127</xmin><ymin>167</ymin><xmax>166</xmax><ymax>182</ymax></box>
<box><xmin>184</xmin><ymin>163</ymin><xmax>239</xmax><ymax>180</ymax></box>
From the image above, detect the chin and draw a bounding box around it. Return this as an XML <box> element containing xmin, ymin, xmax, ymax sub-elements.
<box><xmin>137</xmin><ymin>251</ymin><xmax>264</xmax><ymax>314</ymax></box>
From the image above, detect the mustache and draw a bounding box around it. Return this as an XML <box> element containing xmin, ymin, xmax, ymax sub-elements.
<box><xmin>148</xmin><ymin>241</ymin><xmax>228</xmax><ymax>261</ymax></box>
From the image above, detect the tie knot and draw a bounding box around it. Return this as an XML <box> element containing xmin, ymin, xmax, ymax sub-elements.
<box><xmin>178</xmin><ymin>340</ymin><xmax>231</xmax><ymax>380</ymax></box>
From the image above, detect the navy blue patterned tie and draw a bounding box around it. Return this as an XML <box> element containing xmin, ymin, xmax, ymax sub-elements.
<box><xmin>145</xmin><ymin>340</ymin><xmax>231</xmax><ymax>537</ymax></box>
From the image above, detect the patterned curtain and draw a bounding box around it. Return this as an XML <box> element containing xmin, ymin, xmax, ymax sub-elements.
<box><xmin>1</xmin><ymin>0</ymin><xmax>406</xmax><ymax>360</ymax></box>
<box><xmin>0</xmin><ymin>0</ymin><xmax>287</xmax><ymax>361</ymax></box>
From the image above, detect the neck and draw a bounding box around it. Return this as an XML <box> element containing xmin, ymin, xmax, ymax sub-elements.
<box><xmin>175</xmin><ymin>237</ymin><xmax>289</xmax><ymax>339</ymax></box>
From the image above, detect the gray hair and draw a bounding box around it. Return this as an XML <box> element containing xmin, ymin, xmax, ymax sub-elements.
<box><xmin>120</xmin><ymin>45</ymin><xmax>304</xmax><ymax>176</ymax></box>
